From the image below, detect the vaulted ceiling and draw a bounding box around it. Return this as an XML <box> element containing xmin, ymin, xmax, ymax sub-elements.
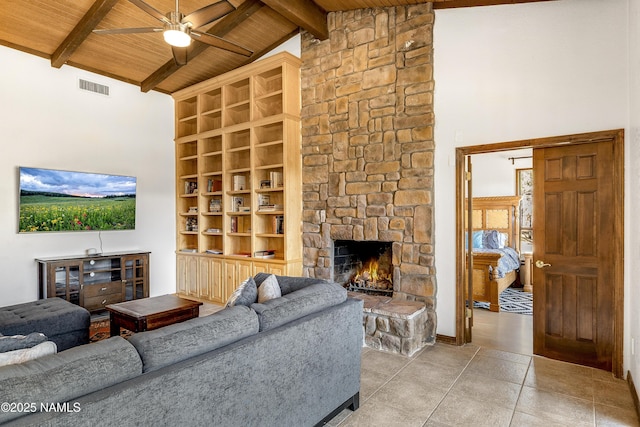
<box><xmin>0</xmin><ymin>0</ymin><xmax>554</xmax><ymax>94</ymax></box>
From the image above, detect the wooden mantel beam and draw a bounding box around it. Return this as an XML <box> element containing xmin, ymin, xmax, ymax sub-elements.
<box><xmin>141</xmin><ymin>0</ymin><xmax>263</xmax><ymax>93</ymax></box>
<box><xmin>51</xmin><ymin>0</ymin><xmax>119</xmax><ymax>68</ymax></box>
<box><xmin>261</xmin><ymin>0</ymin><xmax>328</xmax><ymax>40</ymax></box>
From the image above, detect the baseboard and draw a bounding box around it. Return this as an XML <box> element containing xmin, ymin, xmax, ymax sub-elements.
<box><xmin>436</xmin><ymin>334</ymin><xmax>458</xmax><ymax>345</ymax></box>
<box><xmin>629</xmin><ymin>370</ymin><xmax>640</xmax><ymax>423</ymax></box>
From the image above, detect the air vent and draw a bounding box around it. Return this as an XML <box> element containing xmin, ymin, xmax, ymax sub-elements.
<box><xmin>78</xmin><ymin>78</ymin><xmax>110</xmax><ymax>96</ymax></box>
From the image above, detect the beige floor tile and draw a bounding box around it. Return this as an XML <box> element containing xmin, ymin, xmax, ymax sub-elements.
<box><xmin>366</xmin><ymin>374</ymin><xmax>448</xmax><ymax>419</ymax></box>
<box><xmin>524</xmin><ymin>357</ymin><xmax>594</xmax><ymax>400</ymax></box>
<box><xmin>429</xmin><ymin>393</ymin><xmax>514</xmax><ymax>427</ymax></box>
<box><xmin>448</xmin><ymin>372</ymin><xmax>522</xmax><ymax>411</ymax></box>
<box><xmin>359</xmin><ymin>367</ymin><xmax>393</xmax><ymax>401</ymax></box>
<box><xmin>593</xmin><ymin>379</ymin><xmax>636</xmax><ymax>410</ymax></box>
<box><xmin>595</xmin><ymin>403</ymin><xmax>640</xmax><ymax>427</ymax></box>
<box><xmin>361</xmin><ymin>348</ymin><xmax>411</xmax><ymax>377</ymax></box>
<box><xmin>395</xmin><ymin>358</ymin><xmax>465</xmax><ymax>391</ymax></box>
<box><xmin>339</xmin><ymin>400</ymin><xmax>427</xmax><ymax>427</ymax></box>
<box><xmin>414</xmin><ymin>342</ymin><xmax>478</xmax><ymax>369</ymax></box>
<box><xmin>516</xmin><ymin>386</ymin><xmax>594</xmax><ymax>427</ymax></box>
<box><xmin>465</xmin><ymin>353</ymin><xmax>530</xmax><ymax>385</ymax></box>
<box><xmin>477</xmin><ymin>347</ymin><xmax>532</xmax><ymax>365</ymax></box>
<box><xmin>510</xmin><ymin>411</ymin><xmax>571</xmax><ymax>427</ymax></box>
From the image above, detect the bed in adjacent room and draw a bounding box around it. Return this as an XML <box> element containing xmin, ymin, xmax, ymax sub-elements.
<box><xmin>466</xmin><ymin>196</ymin><xmax>522</xmax><ymax>312</ymax></box>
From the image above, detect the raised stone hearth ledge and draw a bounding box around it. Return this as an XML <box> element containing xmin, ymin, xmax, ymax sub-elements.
<box><xmin>349</xmin><ymin>292</ymin><xmax>431</xmax><ymax>356</ymax></box>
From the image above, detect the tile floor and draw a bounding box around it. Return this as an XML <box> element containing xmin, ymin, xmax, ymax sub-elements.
<box><xmin>198</xmin><ymin>301</ymin><xmax>638</xmax><ymax>426</ymax></box>
<box><xmin>327</xmin><ymin>344</ymin><xmax>638</xmax><ymax>426</ymax></box>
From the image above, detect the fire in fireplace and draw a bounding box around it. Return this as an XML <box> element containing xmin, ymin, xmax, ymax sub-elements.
<box><xmin>333</xmin><ymin>240</ymin><xmax>393</xmax><ymax>296</ymax></box>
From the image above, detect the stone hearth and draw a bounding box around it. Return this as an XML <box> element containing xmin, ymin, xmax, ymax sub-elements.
<box><xmin>300</xmin><ymin>4</ymin><xmax>437</xmax><ymax>353</ymax></box>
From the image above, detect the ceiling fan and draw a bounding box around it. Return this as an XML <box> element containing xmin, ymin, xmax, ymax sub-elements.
<box><xmin>94</xmin><ymin>0</ymin><xmax>253</xmax><ymax>65</ymax></box>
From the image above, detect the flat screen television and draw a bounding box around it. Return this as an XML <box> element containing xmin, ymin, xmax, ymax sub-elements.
<box><xmin>18</xmin><ymin>167</ymin><xmax>137</xmax><ymax>233</ymax></box>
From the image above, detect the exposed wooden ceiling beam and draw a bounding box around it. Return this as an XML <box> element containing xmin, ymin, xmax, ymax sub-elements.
<box><xmin>141</xmin><ymin>0</ymin><xmax>263</xmax><ymax>93</ymax></box>
<box><xmin>432</xmin><ymin>0</ymin><xmax>555</xmax><ymax>9</ymax></box>
<box><xmin>51</xmin><ymin>0</ymin><xmax>119</xmax><ymax>68</ymax></box>
<box><xmin>260</xmin><ymin>0</ymin><xmax>328</xmax><ymax>40</ymax></box>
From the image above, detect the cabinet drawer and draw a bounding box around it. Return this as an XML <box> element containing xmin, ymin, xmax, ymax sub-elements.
<box><xmin>84</xmin><ymin>293</ymin><xmax>123</xmax><ymax>311</ymax></box>
<box><xmin>83</xmin><ymin>281</ymin><xmax>122</xmax><ymax>298</ymax></box>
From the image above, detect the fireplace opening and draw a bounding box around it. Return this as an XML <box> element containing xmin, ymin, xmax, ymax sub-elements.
<box><xmin>333</xmin><ymin>240</ymin><xmax>393</xmax><ymax>296</ymax></box>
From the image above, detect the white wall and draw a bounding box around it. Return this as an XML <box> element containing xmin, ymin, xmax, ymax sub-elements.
<box><xmin>627</xmin><ymin>0</ymin><xmax>640</xmax><ymax>389</ymax></box>
<box><xmin>433</xmin><ymin>0</ymin><xmax>632</xmax><ymax>373</ymax></box>
<box><xmin>0</xmin><ymin>46</ymin><xmax>176</xmax><ymax>306</ymax></box>
<box><xmin>471</xmin><ymin>149</ymin><xmax>532</xmax><ymax>197</ymax></box>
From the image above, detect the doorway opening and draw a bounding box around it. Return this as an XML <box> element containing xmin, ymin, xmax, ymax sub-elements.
<box><xmin>454</xmin><ymin>129</ymin><xmax>624</xmax><ymax>377</ymax></box>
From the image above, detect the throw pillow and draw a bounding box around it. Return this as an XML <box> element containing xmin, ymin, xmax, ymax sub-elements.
<box><xmin>0</xmin><ymin>341</ymin><xmax>57</xmax><ymax>367</ymax></box>
<box><xmin>225</xmin><ymin>276</ymin><xmax>258</xmax><ymax>307</ymax></box>
<box><xmin>0</xmin><ymin>332</ymin><xmax>47</xmax><ymax>353</ymax></box>
<box><xmin>257</xmin><ymin>274</ymin><xmax>281</xmax><ymax>303</ymax></box>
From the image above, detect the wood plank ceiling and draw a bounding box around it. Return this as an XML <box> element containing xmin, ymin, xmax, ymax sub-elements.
<box><xmin>0</xmin><ymin>0</ymin><xmax>554</xmax><ymax>93</ymax></box>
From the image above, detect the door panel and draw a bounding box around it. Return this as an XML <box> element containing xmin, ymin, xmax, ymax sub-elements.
<box><xmin>533</xmin><ymin>141</ymin><xmax>614</xmax><ymax>371</ymax></box>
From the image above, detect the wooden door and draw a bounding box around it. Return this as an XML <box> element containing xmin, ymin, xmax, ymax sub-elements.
<box><xmin>533</xmin><ymin>141</ymin><xmax>615</xmax><ymax>371</ymax></box>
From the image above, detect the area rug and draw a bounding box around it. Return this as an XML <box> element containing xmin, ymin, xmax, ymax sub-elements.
<box><xmin>89</xmin><ymin>318</ymin><xmax>132</xmax><ymax>343</ymax></box>
<box><xmin>474</xmin><ymin>287</ymin><xmax>532</xmax><ymax>315</ymax></box>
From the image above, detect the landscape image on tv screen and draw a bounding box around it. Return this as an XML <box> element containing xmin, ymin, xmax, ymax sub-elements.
<box><xmin>19</xmin><ymin>167</ymin><xmax>136</xmax><ymax>233</ymax></box>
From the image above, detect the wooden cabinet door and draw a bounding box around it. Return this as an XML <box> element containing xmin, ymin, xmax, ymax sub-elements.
<box><xmin>177</xmin><ymin>254</ymin><xmax>198</xmax><ymax>296</ymax></box>
<box><xmin>123</xmin><ymin>254</ymin><xmax>149</xmax><ymax>300</ymax></box>
<box><xmin>209</xmin><ymin>258</ymin><xmax>225</xmax><ymax>304</ymax></box>
<box><xmin>197</xmin><ymin>257</ymin><xmax>211</xmax><ymax>300</ymax></box>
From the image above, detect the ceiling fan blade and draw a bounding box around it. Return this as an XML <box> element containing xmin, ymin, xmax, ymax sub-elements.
<box><xmin>190</xmin><ymin>31</ymin><xmax>252</xmax><ymax>57</ymax></box>
<box><xmin>93</xmin><ymin>27</ymin><xmax>162</xmax><ymax>35</ymax></box>
<box><xmin>128</xmin><ymin>0</ymin><xmax>171</xmax><ymax>24</ymax></box>
<box><xmin>172</xmin><ymin>46</ymin><xmax>188</xmax><ymax>66</ymax></box>
<box><xmin>182</xmin><ymin>1</ymin><xmax>235</xmax><ymax>29</ymax></box>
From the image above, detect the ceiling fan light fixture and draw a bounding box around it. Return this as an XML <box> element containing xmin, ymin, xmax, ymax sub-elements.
<box><xmin>163</xmin><ymin>25</ymin><xmax>191</xmax><ymax>47</ymax></box>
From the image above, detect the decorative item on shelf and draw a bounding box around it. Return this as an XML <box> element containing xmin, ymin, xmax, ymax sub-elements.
<box><xmin>232</xmin><ymin>196</ymin><xmax>244</xmax><ymax>212</ymax></box>
<box><xmin>273</xmin><ymin>215</ymin><xmax>284</xmax><ymax>234</ymax></box>
<box><xmin>258</xmin><ymin>194</ymin><xmax>270</xmax><ymax>206</ymax></box>
<box><xmin>206</xmin><ymin>228</ymin><xmax>221</xmax><ymax>233</ymax></box>
<box><xmin>180</xmin><ymin>248</ymin><xmax>197</xmax><ymax>253</ymax></box>
<box><xmin>260</xmin><ymin>180</ymin><xmax>271</xmax><ymax>189</ymax></box>
<box><xmin>233</xmin><ymin>175</ymin><xmax>246</xmax><ymax>191</ymax></box>
<box><xmin>185</xmin><ymin>181</ymin><xmax>197</xmax><ymax>194</ymax></box>
<box><xmin>186</xmin><ymin>217</ymin><xmax>198</xmax><ymax>231</ymax></box>
<box><xmin>209</xmin><ymin>199</ymin><xmax>221</xmax><ymax>212</ymax></box>
<box><xmin>230</xmin><ymin>217</ymin><xmax>238</xmax><ymax>233</ymax></box>
<box><xmin>207</xmin><ymin>179</ymin><xmax>222</xmax><ymax>192</ymax></box>
<box><xmin>188</xmin><ymin>206</ymin><xmax>198</xmax><ymax>214</ymax></box>
<box><xmin>269</xmin><ymin>171</ymin><xmax>283</xmax><ymax>188</ymax></box>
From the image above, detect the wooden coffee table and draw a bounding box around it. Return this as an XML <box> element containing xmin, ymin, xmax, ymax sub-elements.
<box><xmin>106</xmin><ymin>294</ymin><xmax>203</xmax><ymax>337</ymax></box>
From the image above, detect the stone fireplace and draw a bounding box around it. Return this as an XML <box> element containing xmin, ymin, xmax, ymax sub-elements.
<box><xmin>300</xmin><ymin>4</ymin><xmax>436</xmax><ymax>354</ymax></box>
<box><xmin>334</xmin><ymin>240</ymin><xmax>394</xmax><ymax>295</ymax></box>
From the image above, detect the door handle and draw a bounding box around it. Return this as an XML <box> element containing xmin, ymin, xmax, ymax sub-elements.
<box><xmin>535</xmin><ymin>260</ymin><xmax>551</xmax><ymax>268</ymax></box>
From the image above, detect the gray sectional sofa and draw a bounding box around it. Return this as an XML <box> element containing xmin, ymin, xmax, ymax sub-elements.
<box><xmin>0</xmin><ymin>275</ymin><xmax>363</xmax><ymax>426</ymax></box>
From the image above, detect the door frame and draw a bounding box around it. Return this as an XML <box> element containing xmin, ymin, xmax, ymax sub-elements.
<box><xmin>454</xmin><ymin>129</ymin><xmax>624</xmax><ymax>377</ymax></box>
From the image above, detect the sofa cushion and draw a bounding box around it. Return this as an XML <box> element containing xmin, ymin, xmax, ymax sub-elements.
<box><xmin>225</xmin><ymin>276</ymin><xmax>258</xmax><ymax>307</ymax></box>
<box><xmin>128</xmin><ymin>305</ymin><xmax>259</xmax><ymax>373</ymax></box>
<box><xmin>0</xmin><ymin>341</ymin><xmax>57</xmax><ymax>367</ymax></box>
<box><xmin>0</xmin><ymin>336</ymin><xmax>141</xmax><ymax>424</ymax></box>
<box><xmin>257</xmin><ymin>274</ymin><xmax>281</xmax><ymax>303</ymax></box>
<box><xmin>251</xmin><ymin>282</ymin><xmax>348</xmax><ymax>332</ymax></box>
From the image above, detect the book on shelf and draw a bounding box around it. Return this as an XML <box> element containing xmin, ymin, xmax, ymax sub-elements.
<box><xmin>207</xmin><ymin>179</ymin><xmax>222</xmax><ymax>192</ymax></box>
<box><xmin>180</xmin><ymin>248</ymin><xmax>197</xmax><ymax>253</ymax></box>
<box><xmin>230</xmin><ymin>217</ymin><xmax>238</xmax><ymax>233</ymax></box>
<box><xmin>258</xmin><ymin>194</ymin><xmax>270</xmax><ymax>206</ymax></box>
<box><xmin>205</xmin><ymin>249</ymin><xmax>223</xmax><ymax>254</ymax></box>
<box><xmin>233</xmin><ymin>175</ymin><xmax>246</xmax><ymax>191</ymax></box>
<box><xmin>209</xmin><ymin>198</ymin><xmax>221</xmax><ymax>212</ymax></box>
<box><xmin>273</xmin><ymin>215</ymin><xmax>284</xmax><ymax>234</ymax></box>
<box><xmin>254</xmin><ymin>250</ymin><xmax>275</xmax><ymax>259</ymax></box>
<box><xmin>231</xmin><ymin>252</ymin><xmax>251</xmax><ymax>257</ymax></box>
<box><xmin>258</xmin><ymin>204</ymin><xmax>283</xmax><ymax>212</ymax></box>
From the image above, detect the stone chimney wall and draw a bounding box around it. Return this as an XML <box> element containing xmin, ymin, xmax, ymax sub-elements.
<box><xmin>300</xmin><ymin>4</ymin><xmax>436</xmax><ymax>338</ymax></box>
